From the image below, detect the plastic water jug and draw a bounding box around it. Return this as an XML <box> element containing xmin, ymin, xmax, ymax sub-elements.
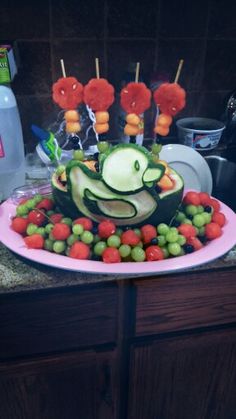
<box><xmin>0</xmin><ymin>85</ymin><xmax>25</xmax><ymax>200</ymax></box>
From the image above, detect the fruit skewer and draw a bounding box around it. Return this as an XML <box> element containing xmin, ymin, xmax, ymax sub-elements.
<box><xmin>153</xmin><ymin>59</ymin><xmax>186</xmax><ymax>141</ymax></box>
<box><xmin>83</xmin><ymin>58</ymin><xmax>115</xmax><ymax>142</ymax></box>
<box><xmin>52</xmin><ymin>59</ymin><xmax>84</xmax><ymax>149</ymax></box>
<box><xmin>120</xmin><ymin>62</ymin><xmax>151</xmax><ymax>144</ymax></box>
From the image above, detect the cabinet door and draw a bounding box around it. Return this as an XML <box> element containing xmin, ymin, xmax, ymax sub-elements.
<box><xmin>0</xmin><ymin>349</ymin><xmax>117</xmax><ymax>419</ymax></box>
<box><xmin>128</xmin><ymin>329</ymin><xmax>236</xmax><ymax>419</ymax></box>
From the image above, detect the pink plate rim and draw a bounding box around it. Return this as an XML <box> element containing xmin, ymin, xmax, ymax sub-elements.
<box><xmin>0</xmin><ymin>198</ymin><xmax>236</xmax><ymax>275</ymax></box>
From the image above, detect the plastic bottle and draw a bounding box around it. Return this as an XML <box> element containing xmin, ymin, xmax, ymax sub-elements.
<box><xmin>0</xmin><ymin>85</ymin><xmax>25</xmax><ymax>200</ymax></box>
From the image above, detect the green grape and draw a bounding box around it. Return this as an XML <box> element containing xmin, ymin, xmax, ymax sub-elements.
<box><xmin>47</xmin><ymin>210</ymin><xmax>55</xmax><ymax>216</ymax></box>
<box><xmin>44</xmin><ymin>239</ymin><xmax>54</xmax><ymax>251</ymax></box>
<box><xmin>67</xmin><ymin>234</ymin><xmax>79</xmax><ymax>246</ymax></box>
<box><xmin>72</xmin><ymin>223</ymin><xmax>84</xmax><ymax>235</ymax></box>
<box><xmin>165</xmin><ymin>231</ymin><xmax>179</xmax><ymax>243</ymax></box>
<box><xmin>49</xmin><ymin>232</ymin><xmax>56</xmax><ymax>241</ymax></box>
<box><xmin>53</xmin><ymin>240</ymin><xmax>66</xmax><ymax>253</ymax></box>
<box><xmin>151</xmin><ymin>153</ymin><xmax>159</xmax><ymax>164</ymax></box>
<box><xmin>197</xmin><ymin>205</ymin><xmax>204</xmax><ymax>214</ymax></box>
<box><xmin>175</xmin><ymin>211</ymin><xmax>186</xmax><ymax>222</ymax></box>
<box><xmin>93</xmin><ymin>234</ymin><xmax>101</xmax><ymax>244</ymax></box>
<box><xmin>168</xmin><ymin>242</ymin><xmax>182</xmax><ymax>256</ymax></box>
<box><xmin>182</xmin><ymin>218</ymin><xmax>192</xmax><ymax>225</ymax></box>
<box><xmin>151</xmin><ymin>142</ymin><xmax>162</xmax><ymax>154</ymax></box>
<box><xmin>136</xmin><ymin>241</ymin><xmax>144</xmax><ymax>248</ymax></box>
<box><xmin>16</xmin><ymin>204</ymin><xmax>29</xmax><ymax>216</ymax></box>
<box><xmin>177</xmin><ymin>234</ymin><xmax>186</xmax><ymax>246</ymax></box>
<box><xmin>157</xmin><ymin>223</ymin><xmax>169</xmax><ymax>236</ymax></box>
<box><xmin>26</xmin><ymin>198</ymin><xmax>36</xmax><ymax>210</ymax></box>
<box><xmin>193</xmin><ymin>214</ymin><xmax>205</xmax><ymax>228</ymax></box>
<box><xmin>34</xmin><ymin>194</ymin><xmax>43</xmax><ymax>204</ymax></box>
<box><xmin>194</xmin><ymin>226</ymin><xmax>200</xmax><ymax>235</ymax></box>
<box><xmin>62</xmin><ymin>217</ymin><xmax>72</xmax><ymax>226</ymax></box>
<box><xmin>198</xmin><ymin>226</ymin><xmax>205</xmax><ymax>236</ymax></box>
<box><xmin>157</xmin><ymin>235</ymin><xmax>166</xmax><ymax>247</ymax></box>
<box><xmin>97</xmin><ymin>141</ymin><xmax>109</xmax><ymax>153</ymax></box>
<box><xmin>36</xmin><ymin>227</ymin><xmax>46</xmax><ymax>237</ymax></box>
<box><xmin>115</xmin><ymin>228</ymin><xmax>123</xmax><ymax>237</ymax></box>
<box><xmin>81</xmin><ymin>230</ymin><xmax>94</xmax><ymax>244</ymax></box>
<box><xmin>26</xmin><ymin>223</ymin><xmax>38</xmax><ymax>236</ymax></box>
<box><xmin>94</xmin><ymin>241</ymin><xmax>107</xmax><ymax>256</ymax></box>
<box><xmin>185</xmin><ymin>205</ymin><xmax>198</xmax><ymax>216</ymax></box>
<box><xmin>202</xmin><ymin>212</ymin><xmax>212</xmax><ymax>224</ymax></box>
<box><xmin>161</xmin><ymin>246</ymin><xmax>170</xmax><ymax>259</ymax></box>
<box><xmin>131</xmin><ymin>246</ymin><xmax>146</xmax><ymax>262</ymax></box>
<box><xmin>107</xmin><ymin>234</ymin><xmax>121</xmax><ymax>248</ymax></box>
<box><xmin>169</xmin><ymin>226</ymin><xmax>178</xmax><ymax>234</ymax></box>
<box><xmin>119</xmin><ymin>244</ymin><xmax>131</xmax><ymax>258</ymax></box>
<box><xmin>45</xmin><ymin>223</ymin><xmax>54</xmax><ymax>234</ymax></box>
<box><xmin>56</xmin><ymin>165</ymin><xmax>66</xmax><ymax>176</ymax></box>
<box><xmin>73</xmin><ymin>149</ymin><xmax>84</xmax><ymax>161</ymax></box>
<box><xmin>133</xmin><ymin>228</ymin><xmax>141</xmax><ymax>237</ymax></box>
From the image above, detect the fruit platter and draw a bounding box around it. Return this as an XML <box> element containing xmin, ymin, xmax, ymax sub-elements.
<box><xmin>1</xmin><ymin>59</ymin><xmax>236</xmax><ymax>275</ymax></box>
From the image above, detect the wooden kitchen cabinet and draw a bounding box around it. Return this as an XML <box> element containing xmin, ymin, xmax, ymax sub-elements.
<box><xmin>127</xmin><ymin>328</ymin><xmax>236</xmax><ymax>419</ymax></box>
<box><xmin>1</xmin><ymin>266</ymin><xmax>236</xmax><ymax>418</ymax></box>
<box><xmin>0</xmin><ymin>348</ymin><xmax>118</xmax><ymax>419</ymax></box>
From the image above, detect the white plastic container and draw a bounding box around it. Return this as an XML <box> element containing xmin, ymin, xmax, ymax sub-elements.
<box><xmin>0</xmin><ymin>85</ymin><xmax>25</xmax><ymax>200</ymax></box>
<box><xmin>176</xmin><ymin>117</ymin><xmax>225</xmax><ymax>151</ymax></box>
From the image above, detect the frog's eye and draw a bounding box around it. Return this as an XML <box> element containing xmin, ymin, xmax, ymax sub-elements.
<box><xmin>134</xmin><ymin>160</ymin><xmax>140</xmax><ymax>171</ymax></box>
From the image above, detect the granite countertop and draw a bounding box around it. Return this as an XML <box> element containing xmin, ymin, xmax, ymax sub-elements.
<box><xmin>1</xmin><ymin>242</ymin><xmax>236</xmax><ymax>295</ymax></box>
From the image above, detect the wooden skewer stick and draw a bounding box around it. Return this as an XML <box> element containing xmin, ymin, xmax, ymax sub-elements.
<box><xmin>135</xmin><ymin>62</ymin><xmax>140</xmax><ymax>83</ymax></box>
<box><xmin>60</xmin><ymin>59</ymin><xmax>66</xmax><ymax>78</ymax></box>
<box><xmin>95</xmin><ymin>57</ymin><xmax>100</xmax><ymax>79</ymax></box>
<box><xmin>174</xmin><ymin>59</ymin><xmax>184</xmax><ymax>84</ymax></box>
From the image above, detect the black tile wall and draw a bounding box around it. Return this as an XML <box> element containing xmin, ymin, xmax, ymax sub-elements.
<box><xmin>159</xmin><ymin>0</ymin><xmax>209</xmax><ymax>38</ymax></box>
<box><xmin>52</xmin><ymin>40</ymin><xmax>105</xmax><ymax>83</ymax></box>
<box><xmin>107</xmin><ymin>40</ymin><xmax>156</xmax><ymax>89</ymax></box>
<box><xmin>208</xmin><ymin>0</ymin><xmax>236</xmax><ymax>39</ymax></box>
<box><xmin>0</xmin><ymin>0</ymin><xmax>50</xmax><ymax>40</ymax></box>
<box><xmin>12</xmin><ymin>42</ymin><xmax>52</xmax><ymax>95</ymax></box>
<box><xmin>107</xmin><ymin>0</ymin><xmax>158</xmax><ymax>38</ymax></box>
<box><xmin>52</xmin><ymin>0</ymin><xmax>105</xmax><ymax>39</ymax></box>
<box><xmin>0</xmin><ymin>0</ymin><xmax>236</xmax><ymax>151</ymax></box>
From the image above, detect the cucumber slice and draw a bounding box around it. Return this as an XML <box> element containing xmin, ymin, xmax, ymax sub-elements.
<box><xmin>102</xmin><ymin>144</ymin><xmax>149</xmax><ymax>193</ymax></box>
<box><xmin>84</xmin><ymin>189</ymin><xmax>136</xmax><ymax>219</ymax></box>
<box><xmin>143</xmin><ymin>165</ymin><xmax>165</xmax><ymax>183</ymax></box>
<box><xmin>68</xmin><ymin>164</ymin><xmax>157</xmax><ymax>225</ymax></box>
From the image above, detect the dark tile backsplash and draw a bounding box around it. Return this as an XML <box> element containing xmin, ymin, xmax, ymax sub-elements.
<box><xmin>52</xmin><ymin>40</ymin><xmax>105</xmax><ymax>83</ymax></box>
<box><xmin>52</xmin><ymin>0</ymin><xmax>105</xmax><ymax>39</ymax></box>
<box><xmin>159</xmin><ymin>0</ymin><xmax>209</xmax><ymax>38</ymax></box>
<box><xmin>1</xmin><ymin>0</ymin><xmax>236</xmax><ymax>151</ymax></box>
<box><xmin>107</xmin><ymin>0</ymin><xmax>158</xmax><ymax>38</ymax></box>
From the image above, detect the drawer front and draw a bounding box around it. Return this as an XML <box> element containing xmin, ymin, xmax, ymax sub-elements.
<box><xmin>0</xmin><ymin>284</ymin><xmax>118</xmax><ymax>359</ymax></box>
<box><xmin>135</xmin><ymin>270</ymin><xmax>236</xmax><ymax>337</ymax></box>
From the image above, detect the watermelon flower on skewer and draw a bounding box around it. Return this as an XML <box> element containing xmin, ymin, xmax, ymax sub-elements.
<box><xmin>52</xmin><ymin>76</ymin><xmax>84</xmax><ymax>134</ymax></box>
<box><xmin>120</xmin><ymin>81</ymin><xmax>151</xmax><ymax>137</ymax></box>
<box><xmin>153</xmin><ymin>82</ymin><xmax>186</xmax><ymax>137</ymax></box>
<box><xmin>83</xmin><ymin>78</ymin><xmax>115</xmax><ymax>135</ymax></box>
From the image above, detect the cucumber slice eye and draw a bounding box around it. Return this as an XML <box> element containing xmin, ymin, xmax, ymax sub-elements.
<box><xmin>134</xmin><ymin>160</ymin><xmax>140</xmax><ymax>171</ymax></box>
